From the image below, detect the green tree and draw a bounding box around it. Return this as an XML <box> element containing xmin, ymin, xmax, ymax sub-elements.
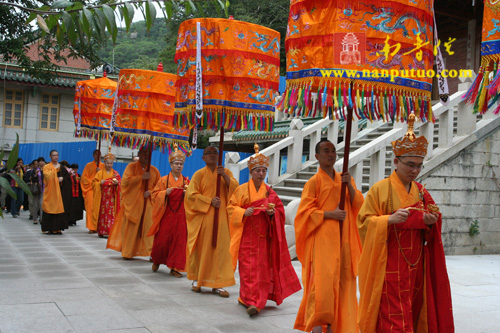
<box><xmin>158</xmin><ymin>0</ymin><xmax>289</xmax><ymax>75</ymax></box>
<box><xmin>0</xmin><ymin>0</ymin><xmax>229</xmax><ymax>78</ymax></box>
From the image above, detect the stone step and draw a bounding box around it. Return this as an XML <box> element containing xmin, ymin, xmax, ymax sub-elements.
<box><xmin>272</xmin><ymin>186</ymin><xmax>304</xmax><ymax>198</ymax></box>
<box><xmin>278</xmin><ymin>195</ymin><xmax>298</xmax><ymax>206</ymax></box>
<box><xmin>297</xmin><ymin>171</ymin><xmax>316</xmax><ymax>180</ymax></box>
<box><xmin>305</xmin><ymin>165</ymin><xmax>318</xmax><ymax>173</ymax></box>
<box><xmin>283</xmin><ymin>178</ymin><xmax>309</xmax><ymax>188</ymax></box>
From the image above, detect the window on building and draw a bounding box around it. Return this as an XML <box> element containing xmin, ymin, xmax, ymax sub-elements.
<box><xmin>3</xmin><ymin>90</ymin><xmax>24</xmax><ymax>128</ymax></box>
<box><xmin>40</xmin><ymin>94</ymin><xmax>60</xmax><ymax>130</ymax></box>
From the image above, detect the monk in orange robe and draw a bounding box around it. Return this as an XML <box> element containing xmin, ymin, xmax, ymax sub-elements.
<box><xmin>185</xmin><ymin>146</ymin><xmax>238</xmax><ymax>297</ymax></box>
<box><xmin>81</xmin><ymin>150</ymin><xmax>105</xmax><ymax>234</ymax></box>
<box><xmin>92</xmin><ymin>151</ymin><xmax>121</xmax><ymax>237</ymax></box>
<box><xmin>107</xmin><ymin>147</ymin><xmax>161</xmax><ymax>259</ymax></box>
<box><xmin>148</xmin><ymin>147</ymin><xmax>190</xmax><ymax>277</ymax></box>
<box><xmin>357</xmin><ymin>114</ymin><xmax>454</xmax><ymax>333</ymax></box>
<box><xmin>41</xmin><ymin>149</ymin><xmax>68</xmax><ymax>235</ymax></box>
<box><xmin>228</xmin><ymin>144</ymin><xmax>301</xmax><ymax>316</ymax></box>
<box><xmin>294</xmin><ymin>140</ymin><xmax>364</xmax><ymax>333</ymax></box>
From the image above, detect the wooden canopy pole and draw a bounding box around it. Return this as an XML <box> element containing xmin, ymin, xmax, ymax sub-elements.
<box><xmin>212</xmin><ymin>122</ymin><xmax>224</xmax><ymax>247</ymax></box>
<box><xmin>338</xmin><ymin>103</ymin><xmax>354</xmax><ymax>241</ymax></box>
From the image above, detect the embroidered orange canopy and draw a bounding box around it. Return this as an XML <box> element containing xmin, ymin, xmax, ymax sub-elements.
<box><xmin>73</xmin><ymin>74</ymin><xmax>117</xmax><ymax>141</ymax></box>
<box><xmin>463</xmin><ymin>1</ymin><xmax>500</xmax><ymax>115</ymax></box>
<box><xmin>279</xmin><ymin>0</ymin><xmax>435</xmax><ymax>123</ymax></box>
<box><xmin>174</xmin><ymin>18</ymin><xmax>281</xmax><ymax>132</ymax></box>
<box><xmin>110</xmin><ymin>68</ymin><xmax>190</xmax><ymax>153</ymax></box>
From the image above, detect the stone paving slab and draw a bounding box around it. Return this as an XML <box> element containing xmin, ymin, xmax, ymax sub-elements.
<box><xmin>1</xmin><ymin>213</ymin><xmax>499</xmax><ymax>332</ymax></box>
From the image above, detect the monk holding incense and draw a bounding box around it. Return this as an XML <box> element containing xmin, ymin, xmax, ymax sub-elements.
<box><xmin>149</xmin><ymin>146</ymin><xmax>189</xmax><ymax>277</ymax></box>
<box><xmin>357</xmin><ymin>114</ymin><xmax>454</xmax><ymax>332</ymax></box>
<box><xmin>185</xmin><ymin>146</ymin><xmax>238</xmax><ymax>297</ymax></box>
<box><xmin>107</xmin><ymin>147</ymin><xmax>161</xmax><ymax>259</ymax></box>
<box><xmin>294</xmin><ymin>139</ymin><xmax>364</xmax><ymax>333</ymax></box>
<box><xmin>228</xmin><ymin>144</ymin><xmax>301</xmax><ymax>316</ymax></box>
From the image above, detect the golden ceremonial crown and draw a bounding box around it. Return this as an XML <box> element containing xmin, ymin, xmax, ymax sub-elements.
<box><xmin>248</xmin><ymin>143</ymin><xmax>270</xmax><ymax>170</ymax></box>
<box><xmin>169</xmin><ymin>143</ymin><xmax>186</xmax><ymax>163</ymax></box>
<box><xmin>103</xmin><ymin>147</ymin><xmax>116</xmax><ymax>162</ymax></box>
<box><xmin>391</xmin><ymin>113</ymin><xmax>428</xmax><ymax>158</ymax></box>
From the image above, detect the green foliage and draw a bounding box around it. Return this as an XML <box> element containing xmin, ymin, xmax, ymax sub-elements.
<box><xmin>0</xmin><ymin>134</ymin><xmax>32</xmax><ymax>219</ymax></box>
<box><xmin>0</xmin><ymin>0</ymin><xmax>228</xmax><ymax>79</ymax></box>
<box><xmin>98</xmin><ymin>20</ymin><xmax>171</xmax><ymax>71</ymax></box>
<box><xmin>469</xmin><ymin>220</ymin><xmax>480</xmax><ymax>237</ymax></box>
<box><xmin>158</xmin><ymin>0</ymin><xmax>290</xmax><ymax>74</ymax></box>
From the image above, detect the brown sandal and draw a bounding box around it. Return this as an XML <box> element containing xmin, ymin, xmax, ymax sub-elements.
<box><xmin>212</xmin><ymin>288</ymin><xmax>229</xmax><ymax>298</ymax></box>
<box><xmin>169</xmin><ymin>270</ymin><xmax>182</xmax><ymax>278</ymax></box>
<box><xmin>191</xmin><ymin>281</ymin><xmax>201</xmax><ymax>293</ymax></box>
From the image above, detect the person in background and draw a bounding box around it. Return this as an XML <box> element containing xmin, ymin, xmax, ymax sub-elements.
<box><xmin>24</xmin><ymin>160</ymin><xmax>36</xmax><ymax>220</ymax></box>
<box><xmin>23</xmin><ymin>160</ymin><xmax>33</xmax><ymax>215</ymax></box>
<box><xmin>68</xmin><ymin>164</ymin><xmax>84</xmax><ymax>226</ymax></box>
<box><xmin>26</xmin><ymin>160</ymin><xmax>41</xmax><ymax>224</ymax></box>
<box><xmin>35</xmin><ymin>157</ymin><xmax>46</xmax><ymax>222</ymax></box>
<box><xmin>9</xmin><ymin>158</ymin><xmax>26</xmax><ymax>218</ymax></box>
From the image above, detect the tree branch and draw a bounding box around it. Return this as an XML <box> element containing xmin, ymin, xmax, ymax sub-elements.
<box><xmin>0</xmin><ymin>0</ymin><xmax>220</xmax><ymax>16</ymax></box>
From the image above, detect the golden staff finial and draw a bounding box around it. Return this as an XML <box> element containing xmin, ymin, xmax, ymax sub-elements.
<box><xmin>254</xmin><ymin>143</ymin><xmax>259</xmax><ymax>154</ymax></box>
<box><xmin>405</xmin><ymin>112</ymin><xmax>416</xmax><ymax>141</ymax></box>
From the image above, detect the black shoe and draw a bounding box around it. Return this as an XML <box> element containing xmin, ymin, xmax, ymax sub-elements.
<box><xmin>29</xmin><ymin>215</ymin><xmax>33</xmax><ymax>220</ymax></box>
<box><xmin>12</xmin><ymin>215</ymin><xmax>18</xmax><ymax>218</ymax></box>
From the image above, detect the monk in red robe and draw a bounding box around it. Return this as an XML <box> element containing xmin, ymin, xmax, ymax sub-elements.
<box><xmin>228</xmin><ymin>144</ymin><xmax>301</xmax><ymax>316</ymax></box>
<box><xmin>357</xmin><ymin>114</ymin><xmax>454</xmax><ymax>333</ymax></box>
<box><xmin>92</xmin><ymin>150</ymin><xmax>121</xmax><ymax>237</ymax></box>
<box><xmin>294</xmin><ymin>140</ymin><xmax>364</xmax><ymax>333</ymax></box>
<box><xmin>148</xmin><ymin>146</ymin><xmax>189</xmax><ymax>277</ymax></box>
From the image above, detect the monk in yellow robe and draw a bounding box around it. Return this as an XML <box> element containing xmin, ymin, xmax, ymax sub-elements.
<box><xmin>185</xmin><ymin>146</ymin><xmax>238</xmax><ymax>297</ymax></box>
<box><xmin>81</xmin><ymin>150</ymin><xmax>105</xmax><ymax>234</ymax></box>
<box><xmin>107</xmin><ymin>147</ymin><xmax>161</xmax><ymax>259</ymax></box>
<box><xmin>41</xmin><ymin>149</ymin><xmax>68</xmax><ymax>235</ymax></box>
<box><xmin>357</xmin><ymin>114</ymin><xmax>454</xmax><ymax>333</ymax></box>
<box><xmin>228</xmin><ymin>144</ymin><xmax>301</xmax><ymax>316</ymax></box>
<box><xmin>294</xmin><ymin>140</ymin><xmax>364</xmax><ymax>333</ymax></box>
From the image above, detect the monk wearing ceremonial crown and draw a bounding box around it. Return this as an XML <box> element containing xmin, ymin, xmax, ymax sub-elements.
<box><xmin>92</xmin><ymin>148</ymin><xmax>121</xmax><ymax>237</ymax></box>
<box><xmin>148</xmin><ymin>145</ymin><xmax>190</xmax><ymax>278</ymax></box>
<box><xmin>357</xmin><ymin>113</ymin><xmax>454</xmax><ymax>332</ymax></box>
<box><xmin>228</xmin><ymin>144</ymin><xmax>301</xmax><ymax>316</ymax></box>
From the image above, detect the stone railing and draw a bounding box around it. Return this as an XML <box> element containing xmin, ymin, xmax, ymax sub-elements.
<box><xmin>226</xmin><ymin>115</ymin><xmax>371</xmax><ymax>184</ymax></box>
<box><xmin>227</xmin><ymin>80</ymin><xmax>498</xmax><ymax>189</ymax></box>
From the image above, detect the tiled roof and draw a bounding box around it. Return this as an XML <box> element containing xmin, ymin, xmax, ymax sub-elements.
<box><xmin>232</xmin><ymin>117</ymin><xmax>368</xmax><ymax>142</ymax></box>
<box><xmin>24</xmin><ymin>41</ymin><xmax>92</xmax><ymax>69</ymax></box>
<box><xmin>0</xmin><ymin>63</ymin><xmax>116</xmax><ymax>89</ymax></box>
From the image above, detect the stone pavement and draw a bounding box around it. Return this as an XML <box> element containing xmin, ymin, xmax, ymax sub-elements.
<box><xmin>0</xmin><ymin>212</ymin><xmax>499</xmax><ymax>333</ymax></box>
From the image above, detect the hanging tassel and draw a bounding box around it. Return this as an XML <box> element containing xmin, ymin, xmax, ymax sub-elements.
<box><xmin>463</xmin><ymin>66</ymin><xmax>485</xmax><ymax>104</ymax></box>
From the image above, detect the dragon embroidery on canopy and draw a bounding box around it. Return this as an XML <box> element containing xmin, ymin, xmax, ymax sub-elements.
<box><xmin>360</xmin><ymin>4</ymin><xmax>428</xmax><ymax>40</ymax></box>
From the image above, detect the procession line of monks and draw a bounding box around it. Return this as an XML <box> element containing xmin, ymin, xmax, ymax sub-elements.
<box><xmin>62</xmin><ymin>118</ymin><xmax>454</xmax><ymax>333</ymax></box>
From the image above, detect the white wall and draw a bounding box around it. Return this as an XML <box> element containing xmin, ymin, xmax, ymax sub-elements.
<box><xmin>420</xmin><ymin>129</ymin><xmax>500</xmax><ymax>255</ymax></box>
<box><xmin>0</xmin><ymin>84</ymin><xmax>134</xmax><ymax>162</ymax></box>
